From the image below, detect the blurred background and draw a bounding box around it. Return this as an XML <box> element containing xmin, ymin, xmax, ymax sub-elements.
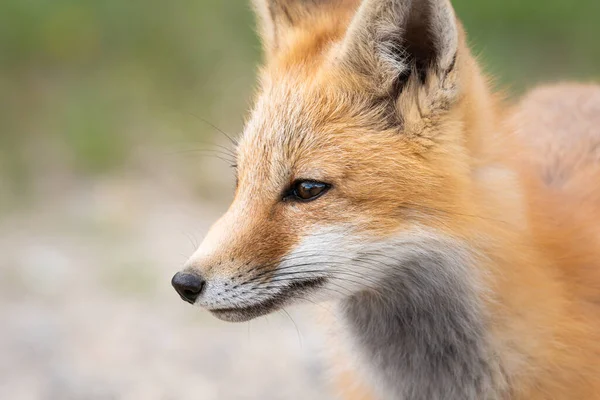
<box><xmin>0</xmin><ymin>0</ymin><xmax>598</xmax><ymax>399</ymax></box>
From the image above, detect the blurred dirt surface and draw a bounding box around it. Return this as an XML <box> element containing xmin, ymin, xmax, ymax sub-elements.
<box><xmin>0</xmin><ymin>177</ymin><xmax>330</xmax><ymax>400</ymax></box>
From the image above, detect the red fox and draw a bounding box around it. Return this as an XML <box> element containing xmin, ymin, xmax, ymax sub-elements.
<box><xmin>171</xmin><ymin>0</ymin><xmax>600</xmax><ymax>398</ymax></box>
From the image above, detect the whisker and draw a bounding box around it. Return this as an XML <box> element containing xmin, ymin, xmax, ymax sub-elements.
<box><xmin>266</xmin><ymin>266</ymin><xmax>385</xmax><ymax>290</ymax></box>
<box><xmin>187</xmin><ymin>113</ymin><xmax>239</xmax><ymax>146</ymax></box>
<box><xmin>182</xmin><ymin>231</ymin><xmax>198</xmax><ymax>250</ymax></box>
<box><xmin>253</xmin><ymin>281</ymin><xmax>352</xmax><ymax>298</ymax></box>
<box><xmin>245</xmin><ymin>250</ymin><xmax>410</xmax><ymax>282</ymax></box>
<box><xmin>171</xmin><ymin>149</ymin><xmax>236</xmax><ymax>163</ymax></box>
<box><xmin>280</xmin><ymin>309</ymin><xmax>303</xmax><ymax>347</ymax></box>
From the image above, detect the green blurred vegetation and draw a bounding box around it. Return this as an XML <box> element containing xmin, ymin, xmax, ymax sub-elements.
<box><xmin>454</xmin><ymin>0</ymin><xmax>600</xmax><ymax>88</ymax></box>
<box><xmin>0</xmin><ymin>0</ymin><xmax>598</xmax><ymax>204</ymax></box>
<box><xmin>0</xmin><ymin>0</ymin><xmax>259</xmax><ymax>204</ymax></box>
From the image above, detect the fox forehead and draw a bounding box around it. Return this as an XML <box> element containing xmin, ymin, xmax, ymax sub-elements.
<box><xmin>235</xmin><ymin>67</ymin><xmax>413</xmax><ymax>192</ymax></box>
<box><xmin>237</xmin><ymin>77</ymin><xmax>339</xmax><ymax>190</ymax></box>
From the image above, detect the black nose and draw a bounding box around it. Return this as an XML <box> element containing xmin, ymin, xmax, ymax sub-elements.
<box><xmin>171</xmin><ymin>272</ymin><xmax>205</xmax><ymax>304</ymax></box>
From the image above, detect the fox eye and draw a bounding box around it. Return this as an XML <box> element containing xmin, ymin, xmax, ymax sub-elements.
<box><xmin>286</xmin><ymin>180</ymin><xmax>331</xmax><ymax>202</ymax></box>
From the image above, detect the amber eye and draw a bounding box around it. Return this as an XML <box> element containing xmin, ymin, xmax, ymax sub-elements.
<box><xmin>286</xmin><ymin>180</ymin><xmax>331</xmax><ymax>202</ymax></box>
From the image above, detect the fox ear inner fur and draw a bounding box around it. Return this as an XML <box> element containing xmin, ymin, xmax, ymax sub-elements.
<box><xmin>338</xmin><ymin>0</ymin><xmax>459</xmax><ymax>97</ymax></box>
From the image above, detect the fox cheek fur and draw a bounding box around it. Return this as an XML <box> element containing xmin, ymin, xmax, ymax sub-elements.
<box><xmin>173</xmin><ymin>0</ymin><xmax>600</xmax><ymax>398</ymax></box>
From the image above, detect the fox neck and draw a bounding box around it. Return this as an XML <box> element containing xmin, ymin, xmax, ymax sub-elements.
<box><xmin>337</xmin><ymin>234</ymin><xmax>506</xmax><ymax>399</ymax></box>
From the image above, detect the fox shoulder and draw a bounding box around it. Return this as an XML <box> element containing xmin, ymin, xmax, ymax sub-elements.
<box><xmin>512</xmin><ymin>83</ymin><xmax>600</xmax><ymax>182</ymax></box>
<box><xmin>510</xmin><ymin>84</ymin><xmax>600</xmax><ymax>311</ymax></box>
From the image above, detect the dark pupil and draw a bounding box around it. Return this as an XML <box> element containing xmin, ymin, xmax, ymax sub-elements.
<box><xmin>298</xmin><ymin>182</ymin><xmax>323</xmax><ymax>199</ymax></box>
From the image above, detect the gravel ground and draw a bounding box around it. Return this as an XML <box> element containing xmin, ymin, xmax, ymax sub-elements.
<box><xmin>0</xmin><ymin>177</ymin><xmax>332</xmax><ymax>400</ymax></box>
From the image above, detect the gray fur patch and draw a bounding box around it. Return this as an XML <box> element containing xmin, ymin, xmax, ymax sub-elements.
<box><xmin>339</xmin><ymin>246</ymin><xmax>502</xmax><ymax>399</ymax></box>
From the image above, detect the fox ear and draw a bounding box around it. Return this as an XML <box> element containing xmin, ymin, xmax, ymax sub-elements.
<box><xmin>252</xmin><ymin>0</ymin><xmax>337</xmax><ymax>58</ymax></box>
<box><xmin>339</xmin><ymin>0</ymin><xmax>459</xmax><ymax>95</ymax></box>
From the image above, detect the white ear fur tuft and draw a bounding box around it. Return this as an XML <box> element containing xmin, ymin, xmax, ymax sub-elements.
<box><xmin>339</xmin><ymin>0</ymin><xmax>459</xmax><ymax>92</ymax></box>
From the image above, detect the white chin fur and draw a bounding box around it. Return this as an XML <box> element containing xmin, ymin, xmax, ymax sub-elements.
<box><xmin>278</xmin><ymin>225</ymin><xmax>476</xmax><ymax>302</ymax></box>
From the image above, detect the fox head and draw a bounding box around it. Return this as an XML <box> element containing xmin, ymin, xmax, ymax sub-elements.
<box><xmin>173</xmin><ymin>0</ymin><xmax>499</xmax><ymax>322</ymax></box>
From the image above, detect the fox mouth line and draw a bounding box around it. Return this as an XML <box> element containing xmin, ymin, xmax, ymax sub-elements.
<box><xmin>209</xmin><ymin>277</ymin><xmax>326</xmax><ymax>322</ymax></box>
